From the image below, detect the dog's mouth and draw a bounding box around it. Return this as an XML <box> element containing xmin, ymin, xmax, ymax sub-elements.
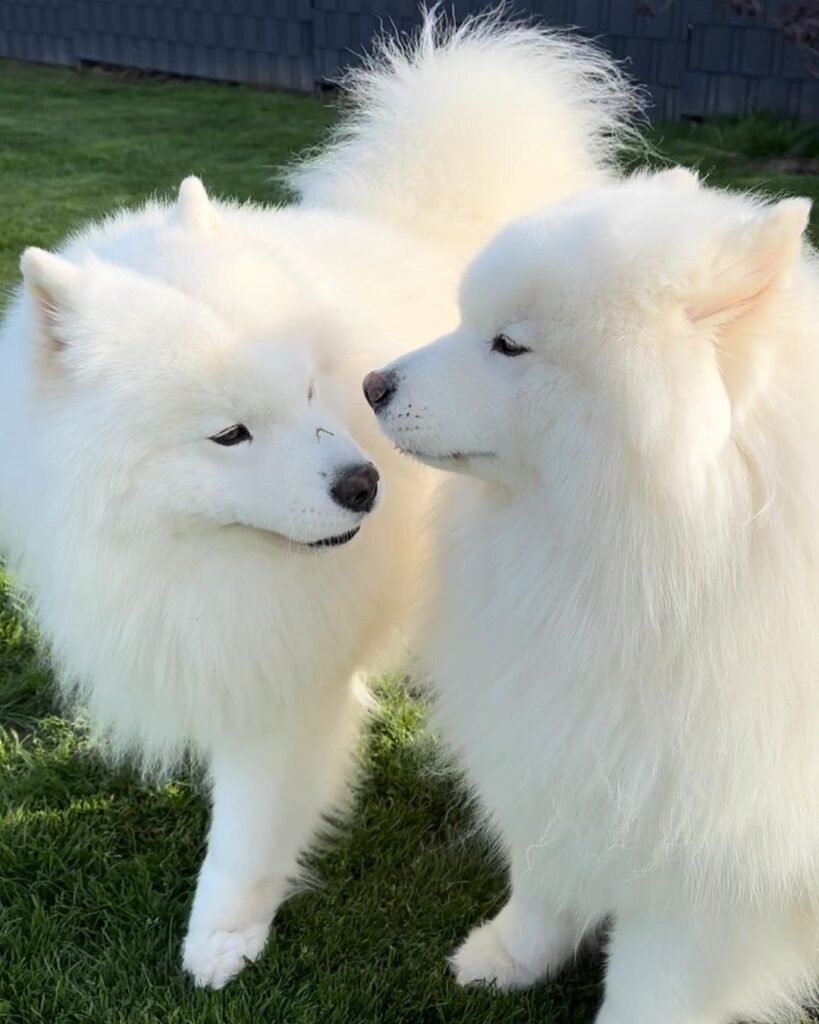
<box><xmin>229</xmin><ymin>523</ymin><xmax>363</xmax><ymax>550</ymax></box>
<box><xmin>400</xmin><ymin>448</ymin><xmax>495</xmax><ymax>466</ymax></box>
<box><xmin>304</xmin><ymin>526</ymin><xmax>361</xmax><ymax>549</ymax></box>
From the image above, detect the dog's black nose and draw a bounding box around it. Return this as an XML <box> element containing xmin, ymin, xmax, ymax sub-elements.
<box><xmin>363</xmin><ymin>370</ymin><xmax>397</xmax><ymax>412</ymax></box>
<box><xmin>331</xmin><ymin>463</ymin><xmax>380</xmax><ymax>514</ymax></box>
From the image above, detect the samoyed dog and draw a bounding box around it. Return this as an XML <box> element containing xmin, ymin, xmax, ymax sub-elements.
<box><xmin>366</xmin><ymin>167</ymin><xmax>819</xmax><ymax>1021</ymax></box>
<box><xmin>0</xmin><ymin>12</ymin><xmax>637</xmax><ymax>990</ymax></box>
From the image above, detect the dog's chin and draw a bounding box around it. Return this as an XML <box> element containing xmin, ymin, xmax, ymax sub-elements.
<box><xmin>398</xmin><ymin>448</ymin><xmax>495</xmax><ymax>474</ymax></box>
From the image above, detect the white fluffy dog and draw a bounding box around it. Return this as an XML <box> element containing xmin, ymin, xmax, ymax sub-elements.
<box><xmin>0</xmin><ymin>13</ymin><xmax>636</xmax><ymax>990</ymax></box>
<box><xmin>366</xmin><ymin>164</ymin><xmax>819</xmax><ymax>1020</ymax></box>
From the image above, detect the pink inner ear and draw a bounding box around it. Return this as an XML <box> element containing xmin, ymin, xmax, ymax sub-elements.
<box><xmin>686</xmin><ymin>198</ymin><xmax>810</xmax><ymax>327</ymax></box>
<box><xmin>686</xmin><ymin>265</ymin><xmax>778</xmax><ymax>326</ymax></box>
<box><xmin>35</xmin><ymin>294</ymin><xmax>69</xmax><ymax>352</ymax></box>
<box><xmin>27</xmin><ymin>288</ymin><xmax>70</xmax><ymax>357</ymax></box>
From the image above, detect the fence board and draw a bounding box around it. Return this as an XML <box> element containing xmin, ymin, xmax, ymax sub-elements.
<box><xmin>0</xmin><ymin>0</ymin><xmax>815</xmax><ymax>119</ymax></box>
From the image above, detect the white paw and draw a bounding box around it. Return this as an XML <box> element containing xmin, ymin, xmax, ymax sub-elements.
<box><xmin>182</xmin><ymin>921</ymin><xmax>270</xmax><ymax>989</ymax></box>
<box><xmin>451</xmin><ymin>919</ymin><xmax>543</xmax><ymax>991</ymax></box>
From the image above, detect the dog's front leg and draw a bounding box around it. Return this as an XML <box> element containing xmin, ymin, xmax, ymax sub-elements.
<box><xmin>594</xmin><ymin>909</ymin><xmax>801</xmax><ymax>1024</ymax></box>
<box><xmin>452</xmin><ymin>895</ymin><xmax>585</xmax><ymax>991</ymax></box>
<box><xmin>451</xmin><ymin>845</ymin><xmax>591</xmax><ymax>992</ymax></box>
<box><xmin>182</xmin><ymin>685</ymin><xmax>361</xmax><ymax>989</ymax></box>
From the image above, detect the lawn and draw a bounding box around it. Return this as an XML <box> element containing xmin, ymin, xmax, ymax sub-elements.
<box><xmin>0</xmin><ymin>60</ymin><xmax>818</xmax><ymax>1024</ymax></box>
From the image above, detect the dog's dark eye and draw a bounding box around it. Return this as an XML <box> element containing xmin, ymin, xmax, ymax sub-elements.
<box><xmin>491</xmin><ymin>334</ymin><xmax>531</xmax><ymax>357</ymax></box>
<box><xmin>210</xmin><ymin>424</ymin><xmax>252</xmax><ymax>446</ymax></box>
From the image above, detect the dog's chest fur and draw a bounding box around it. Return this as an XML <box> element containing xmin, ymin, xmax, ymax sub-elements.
<box><xmin>423</xmin><ymin>474</ymin><xmax>819</xmax><ymax>915</ymax></box>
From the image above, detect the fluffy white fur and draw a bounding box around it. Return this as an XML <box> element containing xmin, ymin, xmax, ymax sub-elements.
<box><xmin>286</xmin><ymin>8</ymin><xmax>638</xmax><ymax>259</ymax></box>
<box><xmin>369</xmin><ymin>169</ymin><xmax>819</xmax><ymax>1022</ymax></box>
<box><xmin>0</xmin><ymin>11</ymin><xmax>637</xmax><ymax>990</ymax></box>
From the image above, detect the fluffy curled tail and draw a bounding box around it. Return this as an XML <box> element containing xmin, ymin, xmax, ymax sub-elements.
<box><xmin>285</xmin><ymin>6</ymin><xmax>643</xmax><ymax>257</ymax></box>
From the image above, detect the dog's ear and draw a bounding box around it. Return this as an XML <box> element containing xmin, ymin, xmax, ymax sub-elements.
<box><xmin>171</xmin><ymin>176</ymin><xmax>222</xmax><ymax>234</ymax></box>
<box><xmin>685</xmin><ymin>197</ymin><xmax>811</xmax><ymax>419</ymax></box>
<box><xmin>653</xmin><ymin>166</ymin><xmax>700</xmax><ymax>191</ymax></box>
<box><xmin>687</xmin><ymin>197</ymin><xmax>810</xmax><ymax>327</ymax></box>
<box><xmin>20</xmin><ymin>247</ymin><xmax>81</xmax><ymax>371</ymax></box>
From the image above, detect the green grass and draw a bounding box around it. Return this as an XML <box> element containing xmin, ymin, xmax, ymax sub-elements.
<box><xmin>646</xmin><ymin>116</ymin><xmax>819</xmax><ymax>238</ymax></box>
<box><xmin>0</xmin><ymin>61</ymin><xmax>817</xmax><ymax>1024</ymax></box>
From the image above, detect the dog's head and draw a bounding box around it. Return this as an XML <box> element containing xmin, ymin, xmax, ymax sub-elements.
<box><xmin>20</xmin><ymin>183</ymin><xmax>380</xmax><ymax>550</ymax></box>
<box><xmin>366</xmin><ymin>169</ymin><xmax>811</xmax><ymax>508</ymax></box>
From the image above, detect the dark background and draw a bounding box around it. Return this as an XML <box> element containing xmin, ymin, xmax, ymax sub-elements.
<box><xmin>0</xmin><ymin>0</ymin><xmax>816</xmax><ymax>120</ymax></box>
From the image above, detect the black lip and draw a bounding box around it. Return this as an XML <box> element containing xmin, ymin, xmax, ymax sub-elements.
<box><xmin>401</xmin><ymin>449</ymin><xmax>495</xmax><ymax>461</ymax></box>
<box><xmin>305</xmin><ymin>526</ymin><xmax>361</xmax><ymax>549</ymax></box>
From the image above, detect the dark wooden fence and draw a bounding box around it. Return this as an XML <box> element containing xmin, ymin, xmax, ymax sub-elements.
<box><xmin>0</xmin><ymin>1</ymin><xmax>816</xmax><ymax>120</ymax></box>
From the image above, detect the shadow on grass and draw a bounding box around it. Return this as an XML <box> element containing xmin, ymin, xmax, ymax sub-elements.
<box><xmin>0</xmin><ymin>578</ymin><xmax>605</xmax><ymax>1024</ymax></box>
